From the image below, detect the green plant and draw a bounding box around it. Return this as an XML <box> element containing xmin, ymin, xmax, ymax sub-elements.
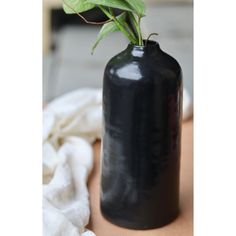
<box><xmin>62</xmin><ymin>0</ymin><xmax>146</xmax><ymax>53</ymax></box>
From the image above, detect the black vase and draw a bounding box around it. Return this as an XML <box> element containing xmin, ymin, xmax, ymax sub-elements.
<box><xmin>100</xmin><ymin>40</ymin><xmax>183</xmax><ymax>229</ymax></box>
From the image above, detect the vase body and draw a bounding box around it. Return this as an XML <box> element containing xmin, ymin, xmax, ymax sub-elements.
<box><xmin>100</xmin><ymin>41</ymin><xmax>183</xmax><ymax>229</ymax></box>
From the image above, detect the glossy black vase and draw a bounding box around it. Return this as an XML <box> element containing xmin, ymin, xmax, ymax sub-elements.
<box><xmin>100</xmin><ymin>40</ymin><xmax>183</xmax><ymax>229</ymax></box>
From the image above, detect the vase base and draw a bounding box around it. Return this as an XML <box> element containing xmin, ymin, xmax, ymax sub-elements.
<box><xmin>100</xmin><ymin>204</ymin><xmax>179</xmax><ymax>230</ymax></box>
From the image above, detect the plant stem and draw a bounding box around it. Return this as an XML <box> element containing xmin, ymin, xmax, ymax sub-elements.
<box><xmin>98</xmin><ymin>6</ymin><xmax>137</xmax><ymax>44</ymax></box>
<box><xmin>128</xmin><ymin>12</ymin><xmax>143</xmax><ymax>46</ymax></box>
<box><xmin>127</xmin><ymin>12</ymin><xmax>138</xmax><ymax>38</ymax></box>
<box><xmin>109</xmin><ymin>7</ymin><xmax>137</xmax><ymax>41</ymax></box>
<box><xmin>128</xmin><ymin>13</ymin><xmax>139</xmax><ymax>43</ymax></box>
<box><xmin>109</xmin><ymin>8</ymin><xmax>138</xmax><ymax>44</ymax></box>
<box><xmin>137</xmin><ymin>17</ymin><xmax>143</xmax><ymax>46</ymax></box>
<box><xmin>123</xmin><ymin>21</ymin><xmax>137</xmax><ymax>43</ymax></box>
<box><xmin>63</xmin><ymin>0</ymin><xmax>112</xmax><ymax>25</ymax></box>
<box><xmin>138</xmin><ymin>17</ymin><xmax>143</xmax><ymax>46</ymax></box>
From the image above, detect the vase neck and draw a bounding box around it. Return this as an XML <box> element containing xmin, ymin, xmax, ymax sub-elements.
<box><xmin>127</xmin><ymin>40</ymin><xmax>161</xmax><ymax>57</ymax></box>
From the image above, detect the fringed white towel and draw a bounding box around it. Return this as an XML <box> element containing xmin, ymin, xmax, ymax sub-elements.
<box><xmin>43</xmin><ymin>87</ymin><xmax>192</xmax><ymax>236</ymax></box>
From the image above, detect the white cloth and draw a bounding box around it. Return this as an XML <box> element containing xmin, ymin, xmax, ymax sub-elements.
<box><xmin>43</xmin><ymin>87</ymin><xmax>192</xmax><ymax>236</ymax></box>
<box><xmin>182</xmin><ymin>88</ymin><xmax>193</xmax><ymax>120</ymax></box>
<box><xmin>43</xmin><ymin>88</ymin><xmax>102</xmax><ymax>236</ymax></box>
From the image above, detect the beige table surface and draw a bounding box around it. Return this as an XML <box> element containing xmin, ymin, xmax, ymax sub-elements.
<box><xmin>88</xmin><ymin>119</ymin><xmax>193</xmax><ymax>236</ymax></box>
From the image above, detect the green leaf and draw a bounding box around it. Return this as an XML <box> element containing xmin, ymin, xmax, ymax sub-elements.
<box><xmin>125</xmin><ymin>0</ymin><xmax>145</xmax><ymax>17</ymax></box>
<box><xmin>85</xmin><ymin>0</ymin><xmax>133</xmax><ymax>12</ymax></box>
<box><xmin>91</xmin><ymin>12</ymin><xmax>126</xmax><ymax>54</ymax></box>
<box><xmin>63</xmin><ymin>0</ymin><xmax>95</xmax><ymax>14</ymax></box>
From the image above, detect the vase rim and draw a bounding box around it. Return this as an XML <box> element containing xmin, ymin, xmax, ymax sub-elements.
<box><xmin>128</xmin><ymin>40</ymin><xmax>159</xmax><ymax>49</ymax></box>
<box><xmin>127</xmin><ymin>40</ymin><xmax>160</xmax><ymax>57</ymax></box>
